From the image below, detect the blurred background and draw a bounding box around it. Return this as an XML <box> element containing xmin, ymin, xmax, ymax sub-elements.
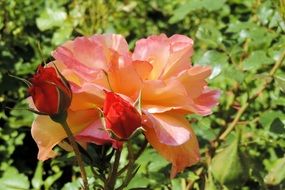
<box><xmin>0</xmin><ymin>0</ymin><xmax>285</xmax><ymax>189</ymax></box>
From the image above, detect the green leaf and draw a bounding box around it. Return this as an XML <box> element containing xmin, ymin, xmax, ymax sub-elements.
<box><xmin>269</xmin><ymin>11</ymin><xmax>285</xmax><ymax>31</ymax></box>
<box><xmin>223</xmin><ymin>65</ymin><xmax>245</xmax><ymax>83</ymax></box>
<box><xmin>202</xmin><ymin>0</ymin><xmax>226</xmax><ymax>11</ymax></box>
<box><xmin>31</xmin><ymin>161</ymin><xmax>43</xmax><ymax>189</ymax></box>
<box><xmin>275</xmin><ymin>75</ymin><xmax>285</xmax><ymax>92</ymax></box>
<box><xmin>259</xmin><ymin>111</ymin><xmax>284</xmax><ymax>129</ymax></box>
<box><xmin>169</xmin><ymin>0</ymin><xmax>226</xmax><ymax>23</ymax></box>
<box><xmin>264</xmin><ymin>156</ymin><xmax>285</xmax><ymax>185</ymax></box>
<box><xmin>0</xmin><ymin>14</ymin><xmax>4</xmax><ymax>30</ymax></box>
<box><xmin>62</xmin><ymin>179</ymin><xmax>81</xmax><ymax>190</ymax></box>
<box><xmin>171</xmin><ymin>178</ymin><xmax>183</xmax><ymax>190</ymax></box>
<box><xmin>126</xmin><ymin>175</ymin><xmax>149</xmax><ymax>189</ymax></box>
<box><xmin>257</xmin><ymin>1</ymin><xmax>274</xmax><ymax>25</ymax></box>
<box><xmin>52</xmin><ymin>23</ymin><xmax>73</xmax><ymax>45</ymax></box>
<box><xmin>195</xmin><ymin>50</ymin><xmax>228</xmax><ymax>79</ymax></box>
<box><xmin>226</xmin><ymin>22</ymin><xmax>255</xmax><ymax>33</ymax></box>
<box><xmin>189</xmin><ymin>115</ymin><xmax>219</xmax><ymax>141</ymax></box>
<box><xmin>210</xmin><ymin>132</ymin><xmax>249</xmax><ymax>188</ymax></box>
<box><xmin>205</xmin><ymin>172</ymin><xmax>223</xmax><ymax>190</ymax></box>
<box><xmin>247</xmin><ymin>27</ymin><xmax>276</xmax><ymax>49</ymax></box>
<box><xmin>36</xmin><ymin>7</ymin><xmax>67</xmax><ymax>31</ymax></box>
<box><xmin>169</xmin><ymin>0</ymin><xmax>203</xmax><ymax>24</ymax></box>
<box><xmin>148</xmin><ymin>153</ymin><xmax>169</xmax><ymax>172</ymax></box>
<box><xmin>269</xmin><ymin>118</ymin><xmax>285</xmax><ymax>134</ymax></box>
<box><xmin>196</xmin><ymin>23</ymin><xmax>223</xmax><ymax>48</ymax></box>
<box><xmin>44</xmin><ymin>166</ymin><xmax>63</xmax><ymax>190</ymax></box>
<box><xmin>243</xmin><ymin>51</ymin><xmax>273</xmax><ymax>71</ymax></box>
<box><xmin>0</xmin><ymin>167</ymin><xmax>30</xmax><ymax>190</ymax></box>
<box><xmin>9</xmin><ymin>100</ymin><xmax>34</xmax><ymax>128</ymax></box>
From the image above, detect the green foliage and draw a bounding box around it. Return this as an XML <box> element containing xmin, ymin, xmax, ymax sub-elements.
<box><xmin>0</xmin><ymin>167</ymin><xmax>30</xmax><ymax>190</ymax></box>
<box><xmin>210</xmin><ymin>131</ymin><xmax>249</xmax><ymax>188</ymax></box>
<box><xmin>1</xmin><ymin>0</ymin><xmax>285</xmax><ymax>189</ymax></box>
<box><xmin>264</xmin><ymin>156</ymin><xmax>285</xmax><ymax>185</ymax></box>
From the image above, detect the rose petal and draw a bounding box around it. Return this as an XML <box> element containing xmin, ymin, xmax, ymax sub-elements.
<box><xmin>161</xmin><ymin>34</ymin><xmax>193</xmax><ymax>79</ymax></box>
<box><xmin>133</xmin><ymin>34</ymin><xmax>194</xmax><ymax>80</ymax></box>
<box><xmin>91</xmin><ymin>34</ymin><xmax>129</xmax><ymax>55</ymax></box>
<box><xmin>32</xmin><ymin>109</ymin><xmax>99</xmax><ymax>160</ymax></box>
<box><xmin>193</xmin><ymin>88</ymin><xmax>220</xmax><ymax>115</ymax></box>
<box><xmin>133</xmin><ymin>34</ymin><xmax>170</xmax><ymax>80</ymax></box>
<box><xmin>142</xmin><ymin>78</ymin><xmax>187</xmax><ymax>109</ymax></box>
<box><xmin>144</xmin><ymin>112</ymin><xmax>190</xmax><ymax>146</ymax></box>
<box><xmin>52</xmin><ymin>34</ymin><xmax>131</xmax><ymax>83</ymax></box>
<box><xmin>70</xmin><ymin>83</ymin><xmax>106</xmax><ymax>111</ymax></box>
<box><xmin>75</xmin><ymin>118</ymin><xmax>122</xmax><ymax>149</ymax></box>
<box><xmin>143</xmin><ymin>112</ymin><xmax>200</xmax><ymax>178</ymax></box>
<box><xmin>53</xmin><ymin>34</ymin><xmax>129</xmax><ymax>70</ymax></box>
<box><xmin>133</xmin><ymin>60</ymin><xmax>153</xmax><ymax>80</ymax></box>
<box><xmin>141</xmin><ymin>66</ymin><xmax>218</xmax><ymax>115</ymax></box>
<box><xmin>108</xmin><ymin>52</ymin><xmax>142</xmax><ymax>98</ymax></box>
<box><xmin>53</xmin><ymin>44</ymin><xmax>96</xmax><ymax>76</ymax></box>
<box><xmin>73</xmin><ymin>37</ymin><xmax>109</xmax><ymax>70</ymax></box>
<box><xmin>177</xmin><ymin>66</ymin><xmax>212</xmax><ymax>99</ymax></box>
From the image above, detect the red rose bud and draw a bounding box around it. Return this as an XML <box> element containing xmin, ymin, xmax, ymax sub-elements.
<box><xmin>103</xmin><ymin>92</ymin><xmax>141</xmax><ymax>140</ymax></box>
<box><xmin>28</xmin><ymin>65</ymin><xmax>72</xmax><ymax>115</ymax></box>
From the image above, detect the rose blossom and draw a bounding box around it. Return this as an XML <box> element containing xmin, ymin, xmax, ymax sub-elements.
<box><xmin>30</xmin><ymin>34</ymin><xmax>219</xmax><ymax>177</ymax></box>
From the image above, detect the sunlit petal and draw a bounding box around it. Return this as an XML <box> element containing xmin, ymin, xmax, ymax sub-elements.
<box><xmin>143</xmin><ymin>112</ymin><xmax>200</xmax><ymax>178</ymax></box>
<box><xmin>143</xmin><ymin>112</ymin><xmax>190</xmax><ymax>146</ymax></box>
<box><xmin>133</xmin><ymin>34</ymin><xmax>193</xmax><ymax>80</ymax></box>
<box><xmin>91</xmin><ymin>34</ymin><xmax>130</xmax><ymax>55</ymax></box>
<box><xmin>108</xmin><ymin>52</ymin><xmax>142</xmax><ymax>98</ymax></box>
<box><xmin>133</xmin><ymin>34</ymin><xmax>170</xmax><ymax>80</ymax></box>
<box><xmin>161</xmin><ymin>34</ymin><xmax>193</xmax><ymax>79</ymax></box>
<box><xmin>70</xmin><ymin>83</ymin><xmax>106</xmax><ymax>111</ymax></box>
<box><xmin>133</xmin><ymin>60</ymin><xmax>153</xmax><ymax>80</ymax></box>
<box><xmin>193</xmin><ymin>88</ymin><xmax>220</xmax><ymax>115</ymax></box>
<box><xmin>177</xmin><ymin>66</ymin><xmax>211</xmax><ymax>99</ymax></box>
<box><xmin>142</xmin><ymin>78</ymin><xmax>188</xmax><ymax>112</ymax></box>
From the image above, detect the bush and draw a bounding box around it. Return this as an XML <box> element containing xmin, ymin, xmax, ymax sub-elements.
<box><xmin>1</xmin><ymin>0</ymin><xmax>285</xmax><ymax>189</ymax></box>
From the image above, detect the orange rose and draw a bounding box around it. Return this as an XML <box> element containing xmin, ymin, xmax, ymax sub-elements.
<box><xmin>30</xmin><ymin>34</ymin><xmax>219</xmax><ymax>177</ymax></box>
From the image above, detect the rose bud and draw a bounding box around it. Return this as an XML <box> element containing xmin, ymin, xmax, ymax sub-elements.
<box><xmin>28</xmin><ymin>65</ymin><xmax>72</xmax><ymax>115</ymax></box>
<box><xmin>103</xmin><ymin>92</ymin><xmax>141</xmax><ymax>140</ymax></box>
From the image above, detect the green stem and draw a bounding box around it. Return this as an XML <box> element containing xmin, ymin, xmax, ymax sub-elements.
<box><xmin>105</xmin><ymin>149</ymin><xmax>121</xmax><ymax>190</ymax></box>
<box><xmin>117</xmin><ymin>139</ymin><xmax>148</xmax><ymax>176</ymax></box>
<box><xmin>134</xmin><ymin>139</ymin><xmax>148</xmax><ymax>160</ymax></box>
<box><xmin>116</xmin><ymin>143</ymin><xmax>135</xmax><ymax>190</ymax></box>
<box><xmin>185</xmin><ymin>167</ymin><xmax>204</xmax><ymax>190</ymax></box>
<box><xmin>61</xmin><ymin>120</ymin><xmax>89</xmax><ymax>190</ymax></box>
<box><xmin>219</xmin><ymin>102</ymin><xmax>248</xmax><ymax>140</ymax></box>
<box><xmin>117</xmin><ymin>140</ymin><xmax>148</xmax><ymax>190</ymax></box>
<box><xmin>269</xmin><ymin>50</ymin><xmax>285</xmax><ymax>76</ymax></box>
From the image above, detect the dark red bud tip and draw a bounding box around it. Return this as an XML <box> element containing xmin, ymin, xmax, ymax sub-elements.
<box><xmin>28</xmin><ymin>65</ymin><xmax>72</xmax><ymax>115</ymax></box>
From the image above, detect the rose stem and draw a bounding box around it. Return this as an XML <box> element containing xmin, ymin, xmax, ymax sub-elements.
<box><xmin>105</xmin><ymin>149</ymin><xmax>121</xmax><ymax>190</ymax></box>
<box><xmin>61</xmin><ymin>119</ymin><xmax>89</xmax><ymax>190</ymax></box>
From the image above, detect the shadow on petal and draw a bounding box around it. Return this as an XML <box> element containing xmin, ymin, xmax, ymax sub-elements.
<box><xmin>75</xmin><ymin>118</ymin><xmax>122</xmax><ymax>149</ymax></box>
